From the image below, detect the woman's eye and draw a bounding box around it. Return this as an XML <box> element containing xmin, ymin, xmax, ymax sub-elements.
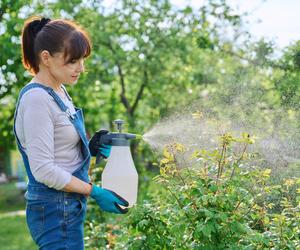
<box><xmin>68</xmin><ymin>58</ymin><xmax>85</xmax><ymax>65</ymax></box>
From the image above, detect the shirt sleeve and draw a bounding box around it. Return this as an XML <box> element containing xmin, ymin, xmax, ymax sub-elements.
<box><xmin>22</xmin><ymin>90</ymin><xmax>72</xmax><ymax>190</ymax></box>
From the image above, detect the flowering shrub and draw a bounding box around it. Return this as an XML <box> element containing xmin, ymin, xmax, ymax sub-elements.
<box><xmin>113</xmin><ymin>133</ymin><xmax>299</xmax><ymax>249</ymax></box>
<box><xmin>85</xmin><ymin>133</ymin><xmax>299</xmax><ymax>249</ymax></box>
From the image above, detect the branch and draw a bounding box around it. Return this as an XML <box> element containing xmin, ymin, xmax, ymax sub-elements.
<box><xmin>220</xmin><ymin>47</ymin><xmax>289</xmax><ymax>71</ymax></box>
<box><xmin>100</xmin><ymin>40</ymin><xmax>132</xmax><ymax>114</ymax></box>
<box><xmin>131</xmin><ymin>69</ymin><xmax>148</xmax><ymax>115</ymax></box>
<box><xmin>116</xmin><ymin>61</ymin><xmax>131</xmax><ymax>114</ymax></box>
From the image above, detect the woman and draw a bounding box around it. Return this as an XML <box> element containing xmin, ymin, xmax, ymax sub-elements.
<box><xmin>13</xmin><ymin>16</ymin><xmax>129</xmax><ymax>250</ymax></box>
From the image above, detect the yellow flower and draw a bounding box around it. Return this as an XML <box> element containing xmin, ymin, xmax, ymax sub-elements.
<box><xmin>284</xmin><ymin>179</ymin><xmax>295</xmax><ymax>187</ymax></box>
<box><xmin>192</xmin><ymin>111</ymin><xmax>203</xmax><ymax>120</ymax></box>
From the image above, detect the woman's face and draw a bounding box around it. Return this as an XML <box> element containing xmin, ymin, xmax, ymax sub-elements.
<box><xmin>43</xmin><ymin>51</ymin><xmax>85</xmax><ymax>85</ymax></box>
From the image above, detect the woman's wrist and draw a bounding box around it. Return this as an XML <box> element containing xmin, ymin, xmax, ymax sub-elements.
<box><xmin>87</xmin><ymin>182</ymin><xmax>93</xmax><ymax>196</ymax></box>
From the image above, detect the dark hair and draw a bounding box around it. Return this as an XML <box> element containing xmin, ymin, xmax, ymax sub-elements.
<box><xmin>21</xmin><ymin>16</ymin><xmax>92</xmax><ymax>75</ymax></box>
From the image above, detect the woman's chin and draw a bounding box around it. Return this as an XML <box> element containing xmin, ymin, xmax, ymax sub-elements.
<box><xmin>65</xmin><ymin>79</ymin><xmax>78</xmax><ymax>85</ymax></box>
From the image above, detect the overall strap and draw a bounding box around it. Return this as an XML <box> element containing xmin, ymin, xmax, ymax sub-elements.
<box><xmin>13</xmin><ymin>82</ymin><xmax>90</xmax><ymax>185</ymax></box>
<box><xmin>61</xmin><ymin>84</ymin><xmax>73</xmax><ymax>102</ymax></box>
<box><xmin>18</xmin><ymin>83</ymin><xmax>74</xmax><ymax>118</ymax></box>
<box><xmin>13</xmin><ymin>83</ymin><xmax>75</xmax><ymax>150</ymax></box>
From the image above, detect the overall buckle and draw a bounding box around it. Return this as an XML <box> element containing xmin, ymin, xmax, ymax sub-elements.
<box><xmin>66</xmin><ymin>108</ymin><xmax>75</xmax><ymax>120</ymax></box>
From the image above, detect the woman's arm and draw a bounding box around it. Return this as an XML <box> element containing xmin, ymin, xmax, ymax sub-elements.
<box><xmin>62</xmin><ymin>176</ymin><xmax>92</xmax><ymax>196</ymax></box>
<box><xmin>21</xmin><ymin>90</ymin><xmax>92</xmax><ymax>195</ymax></box>
<box><xmin>22</xmin><ymin>90</ymin><xmax>73</xmax><ymax>189</ymax></box>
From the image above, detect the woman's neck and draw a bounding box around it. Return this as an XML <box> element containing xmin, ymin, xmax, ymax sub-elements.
<box><xmin>31</xmin><ymin>72</ymin><xmax>62</xmax><ymax>92</ymax></box>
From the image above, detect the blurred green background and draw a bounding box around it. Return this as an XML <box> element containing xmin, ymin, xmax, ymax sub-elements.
<box><xmin>0</xmin><ymin>0</ymin><xmax>299</xmax><ymax>249</ymax></box>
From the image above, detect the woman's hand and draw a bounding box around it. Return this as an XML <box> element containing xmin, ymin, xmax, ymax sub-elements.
<box><xmin>88</xmin><ymin>129</ymin><xmax>112</xmax><ymax>158</ymax></box>
<box><xmin>89</xmin><ymin>184</ymin><xmax>129</xmax><ymax>214</ymax></box>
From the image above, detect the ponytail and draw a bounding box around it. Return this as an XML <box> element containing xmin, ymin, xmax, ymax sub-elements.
<box><xmin>21</xmin><ymin>16</ymin><xmax>51</xmax><ymax>75</ymax></box>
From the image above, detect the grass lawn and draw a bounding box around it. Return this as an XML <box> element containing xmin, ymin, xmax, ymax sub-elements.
<box><xmin>0</xmin><ymin>214</ymin><xmax>37</xmax><ymax>250</ymax></box>
<box><xmin>0</xmin><ymin>182</ymin><xmax>36</xmax><ymax>249</ymax></box>
<box><xmin>0</xmin><ymin>182</ymin><xmax>26</xmax><ymax>213</ymax></box>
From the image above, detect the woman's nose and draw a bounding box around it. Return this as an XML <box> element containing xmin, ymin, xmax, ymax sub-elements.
<box><xmin>76</xmin><ymin>60</ymin><xmax>85</xmax><ymax>72</ymax></box>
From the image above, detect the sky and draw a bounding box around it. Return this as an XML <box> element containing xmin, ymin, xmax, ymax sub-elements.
<box><xmin>170</xmin><ymin>0</ymin><xmax>300</xmax><ymax>49</ymax></box>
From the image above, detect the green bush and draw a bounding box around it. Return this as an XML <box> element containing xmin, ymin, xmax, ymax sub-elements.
<box><xmin>111</xmin><ymin>133</ymin><xmax>299</xmax><ymax>249</ymax></box>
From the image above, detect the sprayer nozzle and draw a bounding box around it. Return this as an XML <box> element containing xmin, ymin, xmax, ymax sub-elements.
<box><xmin>135</xmin><ymin>134</ymin><xmax>143</xmax><ymax>140</ymax></box>
<box><xmin>124</xmin><ymin>133</ymin><xmax>143</xmax><ymax>140</ymax></box>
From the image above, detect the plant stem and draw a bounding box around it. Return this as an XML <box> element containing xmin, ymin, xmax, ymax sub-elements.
<box><xmin>217</xmin><ymin>141</ymin><xmax>226</xmax><ymax>182</ymax></box>
<box><xmin>234</xmin><ymin>183</ymin><xmax>255</xmax><ymax>211</ymax></box>
<box><xmin>219</xmin><ymin>144</ymin><xmax>227</xmax><ymax>179</ymax></box>
<box><xmin>230</xmin><ymin>142</ymin><xmax>248</xmax><ymax>179</ymax></box>
<box><xmin>166</xmin><ymin>186</ymin><xmax>192</xmax><ymax>220</ymax></box>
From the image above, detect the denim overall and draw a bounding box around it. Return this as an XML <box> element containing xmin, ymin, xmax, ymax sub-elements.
<box><xmin>13</xmin><ymin>83</ymin><xmax>91</xmax><ymax>250</ymax></box>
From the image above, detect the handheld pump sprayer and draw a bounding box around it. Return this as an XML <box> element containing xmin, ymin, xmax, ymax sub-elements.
<box><xmin>96</xmin><ymin>119</ymin><xmax>142</xmax><ymax>207</ymax></box>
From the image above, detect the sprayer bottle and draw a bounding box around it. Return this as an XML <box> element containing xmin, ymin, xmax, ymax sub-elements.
<box><xmin>96</xmin><ymin>119</ymin><xmax>140</xmax><ymax>207</ymax></box>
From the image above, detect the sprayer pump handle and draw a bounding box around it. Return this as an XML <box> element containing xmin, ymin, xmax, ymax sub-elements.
<box><xmin>114</xmin><ymin>119</ymin><xmax>124</xmax><ymax>133</ymax></box>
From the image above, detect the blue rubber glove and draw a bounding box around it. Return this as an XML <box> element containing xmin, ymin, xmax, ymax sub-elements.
<box><xmin>90</xmin><ymin>184</ymin><xmax>129</xmax><ymax>214</ymax></box>
<box><xmin>89</xmin><ymin>129</ymin><xmax>111</xmax><ymax>159</ymax></box>
<box><xmin>99</xmin><ymin>144</ymin><xmax>112</xmax><ymax>159</ymax></box>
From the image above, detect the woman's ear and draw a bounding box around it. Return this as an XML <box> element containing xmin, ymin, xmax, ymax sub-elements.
<box><xmin>39</xmin><ymin>50</ymin><xmax>51</xmax><ymax>67</ymax></box>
